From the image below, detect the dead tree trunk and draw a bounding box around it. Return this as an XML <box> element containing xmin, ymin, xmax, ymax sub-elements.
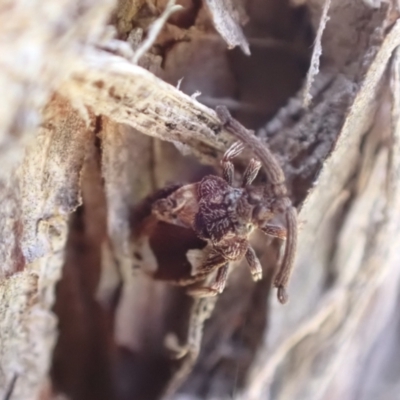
<box><xmin>1</xmin><ymin>1</ymin><xmax>400</xmax><ymax>400</ymax></box>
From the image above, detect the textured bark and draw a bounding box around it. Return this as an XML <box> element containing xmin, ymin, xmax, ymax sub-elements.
<box><xmin>1</xmin><ymin>1</ymin><xmax>400</xmax><ymax>400</ymax></box>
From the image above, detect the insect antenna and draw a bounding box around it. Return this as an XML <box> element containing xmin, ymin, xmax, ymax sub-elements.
<box><xmin>216</xmin><ymin>106</ymin><xmax>285</xmax><ymax>186</ymax></box>
<box><xmin>274</xmin><ymin>206</ymin><xmax>297</xmax><ymax>303</ymax></box>
<box><xmin>215</xmin><ymin>106</ymin><xmax>298</xmax><ymax>304</ymax></box>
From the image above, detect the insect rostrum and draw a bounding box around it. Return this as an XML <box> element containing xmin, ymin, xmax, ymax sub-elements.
<box><xmin>149</xmin><ymin>106</ymin><xmax>298</xmax><ymax>304</ymax></box>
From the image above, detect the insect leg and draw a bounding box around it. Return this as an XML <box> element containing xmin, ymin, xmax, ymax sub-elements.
<box><xmin>216</xmin><ymin>105</ymin><xmax>285</xmax><ymax>186</ymax></box>
<box><xmin>166</xmin><ymin>250</ymin><xmax>226</xmax><ymax>290</ymax></box>
<box><xmin>274</xmin><ymin>207</ymin><xmax>298</xmax><ymax>304</ymax></box>
<box><xmin>151</xmin><ymin>183</ymin><xmax>198</xmax><ymax>229</ymax></box>
<box><xmin>187</xmin><ymin>263</ymin><xmax>229</xmax><ymax>297</ymax></box>
<box><xmin>212</xmin><ymin>263</ymin><xmax>229</xmax><ymax>292</ymax></box>
<box><xmin>245</xmin><ymin>246</ymin><xmax>263</xmax><ymax>281</ymax></box>
<box><xmin>221</xmin><ymin>141</ymin><xmax>245</xmax><ymax>185</ymax></box>
<box><xmin>242</xmin><ymin>158</ymin><xmax>262</xmax><ymax>186</ymax></box>
<box><xmin>260</xmin><ymin>224</ymin><xmax>287</xmax><ymax>240</ymax></box>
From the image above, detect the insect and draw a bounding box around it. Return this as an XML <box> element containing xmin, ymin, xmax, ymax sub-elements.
<box><xmin>134</xmin><ymin>106</ymin><xmax>298</xmax><ymax>304</ymax></box>
<box><xmin>130</xmin><ymin>108</ymin><xmax>298</xmax><ymax>397</ymax></box>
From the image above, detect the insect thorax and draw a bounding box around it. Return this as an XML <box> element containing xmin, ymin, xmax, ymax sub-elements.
<box><xmin>194</xmin><ymin>175</ymin><xmax>255</xmax><ymax>244</ymax></box>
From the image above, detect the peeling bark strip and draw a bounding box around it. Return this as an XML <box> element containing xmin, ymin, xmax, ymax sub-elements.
<box><xmin>132</xmin><ymin>0</ymin><xmax>184</xmax><ymax>64</ymax></box>
<box><xmin>302</xmin><ymin>0</ymin><xmax>332</xmax><ymax>106</ymax></box>
<box><xmin>204</xmin><ymin>0</ymin><xmax>250</xmax><ymax>55</ymax></box>
<box><xmin>61</xmin><ymin>51</ymin><xmax>235</xmax><ymax>163</ymax></box>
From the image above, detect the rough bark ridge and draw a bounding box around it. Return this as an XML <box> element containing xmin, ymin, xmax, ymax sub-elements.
<box><xmin>1</xmin><ymin>1</ymin><xmax>400</xmax><ymax>400</ymax></box>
